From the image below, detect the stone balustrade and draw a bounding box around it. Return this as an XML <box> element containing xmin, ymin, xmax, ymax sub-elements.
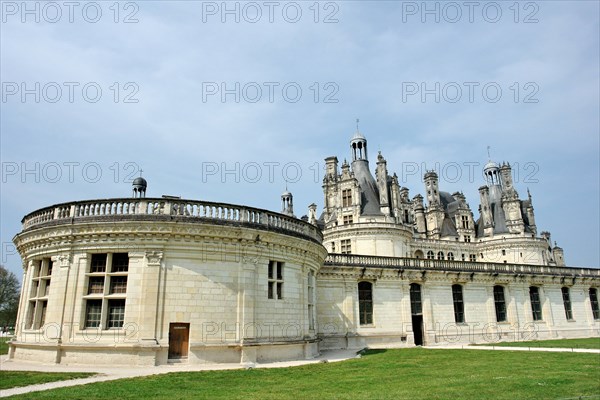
<box><xmin>325</xmin><ymin>253</ymin><xmax>600</xmax><ymax>278</ymax></box>
<box><xmin>21</xmin><ymin>198</ymin><xmax>323</xmax><ymax>243</ymax></box>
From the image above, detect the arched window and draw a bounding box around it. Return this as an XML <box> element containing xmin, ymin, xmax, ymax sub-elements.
<box><xmin>529</xmin><ymin>286</ymin><xmax>543</xmax><ymax>321</ymax></box>
<box><xmin>414</xmin><ymin>250</ymin><xmax>424</xmax><ymax>259</ymax></box>
<box><xmin>358</xmin><ymin>282</ymin><xmax>373</xmax><ymax>325</ymax></box>
<box><xmin>426</xmin><ymin>251</ymin><xmax>434</xmax><ymax>260</ymax></box>
<box><xmin>410</xmin><ymin>283</ymin><xmax>422</xmax><ymax>315</ymax></box>
<box><xmin>590</xmin><ymin>288</ymin><xmax>600</xmax><ymax>320</ymax></box>
<box><xmin>493</xmin><ymin>285</ymin><xmax>506</xmax><ymax>322</ymax></box>
<box><xmin>447</xmin><ymin>252</ymin><xmax>455</xmax><ymax>261</ymax></box>
<box><xmin>561</xmin><ymin>287</ymin><xmax>573</xmax><ymax>320</ymax></box>
<box><xmin>452</xmin><ymin>284</ymin><xmax>464</xmax><ymax>323</ymax></box>
<box><xmin>437</xmin><ymin>251</ymin><xmax>444</xmax><ymax>260</ymax></box>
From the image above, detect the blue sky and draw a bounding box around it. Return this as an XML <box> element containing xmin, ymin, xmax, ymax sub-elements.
<box><xmin>1</xmin><ymin>1</ymin><xmax>599</xmax><ymax>278</ymax></box>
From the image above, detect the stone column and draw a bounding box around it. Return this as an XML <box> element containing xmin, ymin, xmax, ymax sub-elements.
<box><xmin>137</xmin><ymin>251</ymin><xmax>163</xmax><ymax>343</ymax></box>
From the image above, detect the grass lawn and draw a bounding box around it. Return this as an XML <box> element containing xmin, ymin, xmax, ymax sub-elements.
<box><xmin>0</xmin><ymin>371</ymin><xmax>96</xmax><ymax>391</ymax></box>
<box><xmin>475</xmin><ymin>337</ymin><xmax>600</xmax><ymax>349</ymax></box>
<box><xmin>0</xmin><ymin>337</ymin><xmax>11</xmax><ymax>355</ymax></box>
<box><xmin>4</xmin><ymin>348</ymin><xmax>600</xmax><ymax>400</ymax></box>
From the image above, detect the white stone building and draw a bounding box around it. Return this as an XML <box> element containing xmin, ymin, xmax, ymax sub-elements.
<box><xmin>8</xmin><ymin>132</ymin><xmax>600</xmax><ymax>365</ymax></box>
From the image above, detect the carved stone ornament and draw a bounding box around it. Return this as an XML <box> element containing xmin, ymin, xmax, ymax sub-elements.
<box><xmin>146</xmin><ymin>251</ymin><xmax>163</xmax><ymax>266</ymax></box>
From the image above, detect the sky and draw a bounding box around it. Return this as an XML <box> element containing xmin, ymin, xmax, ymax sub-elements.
<box><xmin>1</xmin><ymin>0</ymin><xmax>599</xmax><ymax>280</ymax></box>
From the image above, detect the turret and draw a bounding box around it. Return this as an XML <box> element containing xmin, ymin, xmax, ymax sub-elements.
<box><xmin>499</xmin><ymin>163</ymin><xmax>523</xmax><ymax>234</ymax></box>
<box><xmin>132</xmin><ymin>173</ymin><xmax>147</xmax><ymax>198</ymax></box>
<box><xmin>552</xmin><ymin>242</ymin><xmax>565</xmax><ymax>267</ymax></box>
<box><xmin>281</xmin><ymin>190</ymin><xmax>294</xmax><ymax>217</ymax></box>
<box><xmin>424</xmin><ymin>170</ymin><xmax>440</xmax><ymax>206</ymax></box>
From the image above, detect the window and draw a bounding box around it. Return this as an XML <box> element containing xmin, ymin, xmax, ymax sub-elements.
<box><xmin>502</xmin><ymin>249</ymin><xmax>506</xmax><ymax>256</ymax></box>
<box><xmin>307</xmin><ymin>272</ymin><xmax>315</xmax><ymax>330</ymax></box>
<box><xmin>343</xmin><ymin>215</ymin><xmax>353</xmax><ymax>225</ymax></box>
<box><xmin>464</xmin><ymin>235</ymin><xmax>471</xmax><ymax>243</ymax></box>
<box><xmin>426</xmin><ymin>251</ymin><xmax>434</xmax><ymax>260</ymax></box>
<box><xmin>111</xmin><ymin>253</ymin><xmax>129</xmax><ymax>272</ymax></box>
<box><xmin>24</xmin><ymin>258</ymin><xmax>53</xmax><ymax>330</ymax></box>
<box><xmin>461</xmin><ymin>215</ymin><xmax>469</xmax><ymax>229</ymax></box>
<box><xmin>452</xmin><ymin>285</ymin><xmax>465</xmax><ymax>323</ymax></box>
<box><xmin>107</xmin><ymin>299</ymin><xmax>126</xmax><ymax>328</ymax></box>
<box><xmin>561</xmin><ymin>287</ymin><xmax>573</xmax><ymax>320</ymax></box>
<box><xmin>493</xmin><ymin>285</ymin><xmax>507</xmax><ymax>322</ymax></box>
<box><xmin>341</xmin><ymin>239</ymin><xmax>351</xmax><ymax>254</ymax></box>
<box><xmin>84</xmin><ymin>253</ymin><xmax>129</xmax><ymax>329</ymax></box>
<box><xmin>331</xmin><ymin>242</ymin><xmax>336</xmax><ymax>253</ymax></box>
<box><xmin>342</xmin><ymin>189</ymin><xmax>352</xmax><ymax>207</ymax></box>
<box><xmin>410</xmin><ymin>283</ymin><xmax>422</xmax><ymax>315</ymax></box>
<box><xmin>358</xmin><ymin>281</ymin><xmax>373</xmax><ymax>325</ymax></box>
<box><xmin>447</xmin><ymin>252</ymin><xmax>455</xmax><ymax>261</ymax></box>
<box><xmin>461</xmin><ymin>254</ymin><xmax>466</xmax><ymax>261</ymax></box>
<box><xmin>85</xmin><ymin>300</ymin><xmax>102</xmax><ymax>328</ymax></box>
<box><xmin>88</xmin><ymin>277</ymin><xmax>105</xmax><ymax>294</ymax></box>
<box><xmin>590</xmin><ymin>288</ymin><xmax>600</xmax><ymax>320</ymax></box>
<box><xmin>268</xmin><ymin>261</ymin><xmax>284</xmax><ymax>300</ymax></box>
<box><xmin>529</xmin><ymin>286</ymin><xmax>543</xmax><ymax>321</ymax></box>
<box><xmin>110</xmin><ymin>276</ymin><xmax>128</xmax><ymax>294</ymax></box>
<box><xmin>437</xmin><ymin>251</ymin><xmax>444</xmax><ymax>260</ymax></box>
<box><xmin>469</xmin><ymin>254</ymin><xmax>476</xmax><ymax>262</ymax></box>
<box><xmin>404</xmin><ymin>209</ymin><xmax>409</xmax><ymax>223</ymax></box>
<box><xmin>90</xmin><ymin>253</ymin><xmax>107</xmax><ymax>273</ymax></box>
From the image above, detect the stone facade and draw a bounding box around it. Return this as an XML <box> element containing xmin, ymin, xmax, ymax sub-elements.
<box><xmin>8</xmin><ymin>131</ymin><xmax>600</xmax><ymax>366</ymax></box>
<box><xmin>11</xmin><ymin>200</ymin><xmax>327</xmax><ymax>365</ymax></box>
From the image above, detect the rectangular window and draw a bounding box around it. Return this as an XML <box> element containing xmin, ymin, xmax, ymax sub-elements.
<box><xmin>529</xmin><ymin>286</ymin><xmax>543</xmax><ymax>321</ymax></box>
<box><xmin>111</xmin><ymin>253</ymin><xmax>129</xmax><ymax>272</ymax></box>
<box><xmin>493</xmin><ymin>286</ymin><xmax>507</xmax><ymax>322</ymax></box>
<box><xmin>590</xmin><ymin>288</ymin><xmax>600</xmax><ymax>320</ymax></box>
<box><xmin>464</xmin><ymin>236</ymin><xmax>471</xmax><ymax>243</ymax></box>
<box><xmin>358</xmin><ymin>281</ymin><xmax>373</xmax><ymax>325</ymax></box>
<box><xmin>107</xmin><ymin>299</ymin><xmax>126</xmax><ymax>328</ymax></box>
<box><xmin>24</xmin><ymin>258</ymin><xmax>53</xmax><ymax>330</ymax></box>
<box><xmin>343</xmin><ymin>215</ymin><xmax>353</xmax><ymax>224</ymax></box>
<box><xmin>39</xmin><ymin>301</ymin><xmax>47</xmax><ymax>327</ymax></box>
<box><xmin>452</xmin><ymin>285</ymin><xmax>465</xmax><ymax>323</ymax></box>
<box><xmin>110</xmin><ymin>276</ymin><xmax>128</xmax><ymax>294</ymax></box>
<box><xmin>88</xmin><ymin>277</ymin><xmax>105</xmax><ymax>294</ymax></box>
<box><xmin>90</xmin><ymin>254</ymin><xmax>107</xmax><ymax>273</ymax></box>
<box><xmin>340</xmin><ymin>239</ymin><xmax>351</xmax><ymax>254</ymax></box>
<box><xmin>84</xmin><ymin>252</ymin><xmax>128</xmax><ymax>330</ymax></box>
<box><xmin>561</xmin><ymin>287</ymin><xmax>573</xmax><ymax>320</ymax></box>
<box><xmin>461</xmin><ymin>215</ymin><xmax>469</xmax><ymax>229</ymax></box>
<box><xmin>342</xmin><ymin>189</ymin><xmax>352</xmax><ymax>207</ymax></box>
<box><xmin>410</xmin><ymin>283</ymin><xmax>422</xmax><ymax>315</ymax></box>
<box><xmin>45</xmin><ymin>260</ymin><xmax>53</xmax><ymax>277</ymax></box>
<box><xmin>85</xmin><ymin>300</ymin><xmax>102</xmax><ymax>328</ymax></box>
<box><xmin>469</xmin><ymin>254</ymin><xmax>476</xmax><ymax>262</ymax></box>
<box><xmin>268</xmin><ymin>261</ymin><xmax>284</xmax><ymax>300</ymax></box>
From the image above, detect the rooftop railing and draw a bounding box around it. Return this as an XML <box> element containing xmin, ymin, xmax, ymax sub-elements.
<box><xmin>325</xmin><ymin>253</ymin><xmax>600</xmax><ymax>278</ymax></box>
<box><xmin>21</xmin><ymin>198</ymin><xmax>323</xmax><ymax>243</ymax></box>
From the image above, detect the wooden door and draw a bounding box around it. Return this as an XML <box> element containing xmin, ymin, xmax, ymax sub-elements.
<box><xmin>168</xmin><ymin>323</ymin><xmax>189</xmax><ymax>359</ymax></box>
